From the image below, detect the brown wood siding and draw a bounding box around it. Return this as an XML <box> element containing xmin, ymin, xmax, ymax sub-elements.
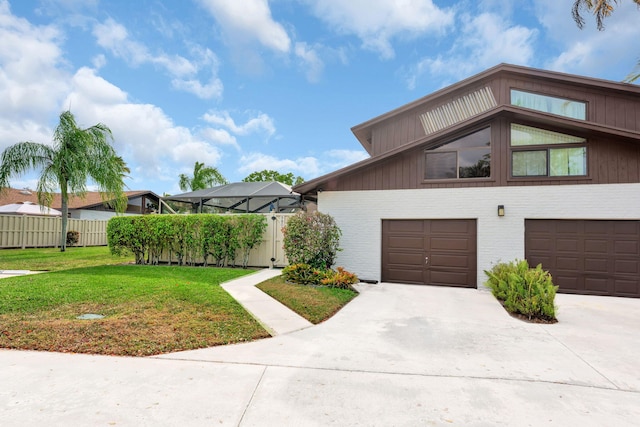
<box><xmin>337</xmin><ymin>116</ymin><xmax>640</xmax><ymax>191</ymax></box>
<box><xmin>363</xmin><ymin>69</ymin><xmax>640</xmax><ymax>162</ymax></box>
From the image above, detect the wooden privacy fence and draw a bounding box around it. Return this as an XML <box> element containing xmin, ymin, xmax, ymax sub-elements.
<box><xmin>0</xmin><ymin>213</ymin><xmax>292</xmax><ymax>268</ymax></box>
<box><xmin>0</xmin><ymin>215</ymin><xmax>108</xmax><ymax>249</ymax></box>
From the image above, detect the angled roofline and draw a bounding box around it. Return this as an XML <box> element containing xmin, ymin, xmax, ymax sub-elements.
<box><xmin>295</xmin><ymin>105</ymin><xmax>640</xmax><ymax>195</ymax></box>
<box><xmin>351</xmin><ymin>63</ymin><xmax>640</xmax><ymax>153</ymax></box>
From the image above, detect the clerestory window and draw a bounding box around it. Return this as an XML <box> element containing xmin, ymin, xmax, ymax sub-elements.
<box><xmin>511</xmin><ymin>89</ymin><xmax>586</xmax><ymax>120</ymax></box>
<box><xmin>424</xmin><ymin>127</ymin><xmax>491</xmax><ymax>180</ymax></box>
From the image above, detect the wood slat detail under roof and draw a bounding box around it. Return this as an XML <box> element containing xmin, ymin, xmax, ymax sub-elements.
<box><xmin>419</xmin><ymin>86</ymin><xmax>497</xmax><ymax>135</ymax></box>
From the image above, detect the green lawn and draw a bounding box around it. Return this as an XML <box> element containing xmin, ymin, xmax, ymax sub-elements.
<box><xmin>257</xmin><ymin>275</ymin><xmax>358</xmax><ymax>324</ymax></box>
<box><xmin>0</xmin><ymin>264</ymin><xmax>267</xmax><ymax>356</ymax></box>
<box><xmin>0</xmin><ymin>247</ymin><xmax>359</xmax><ymax>355</ymax></box>
<box><xmin>0</xmin><ymin>246</ymin><xmax>134</xmax><ymax>271</ymax></box>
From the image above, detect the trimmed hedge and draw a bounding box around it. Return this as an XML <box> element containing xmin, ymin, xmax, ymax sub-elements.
<box><xmin>107</xmin><ymin>214</ymin><xmax>267</xmax><ymax>268</ymax></box>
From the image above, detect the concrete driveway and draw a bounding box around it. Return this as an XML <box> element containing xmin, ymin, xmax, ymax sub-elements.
<box><xmin>2</xmin><ymin>283</ymin><xmax>639</xmax><ymax>426</ymax></box>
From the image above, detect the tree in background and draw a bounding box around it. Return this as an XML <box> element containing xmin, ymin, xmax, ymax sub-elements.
<box><xmin>178</xmin><ymin>161</ymin><xmax>227</xmax><ymax>191</ymax></box>
<box><xmin>0</xmin><ymin>110</ymin><xmax>129</xmax><ymax>251</ymax></box>
<box><xmin>572</xmin><ymin>0</ymin><xmax>640</xmax><ymax>82</ymax></box>
<box><xmin>242</xmin><ymin>169</ymin><xmax>305</xmax><ymax>186</ymax></box>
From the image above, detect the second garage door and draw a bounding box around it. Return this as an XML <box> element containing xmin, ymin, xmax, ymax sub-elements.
<box><xmin>525</xmin><ymin>219</ymin><xmax>640</xmax><ymax>297</ymax></box>
<box><xmin>382</xmin><ymin>219</ymin><xmax>476</xmax><ymax>287</ymax></box>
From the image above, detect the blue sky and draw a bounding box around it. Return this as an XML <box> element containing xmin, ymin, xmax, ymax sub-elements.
<box><xmin>1</xmin><ymin>0</ymin><xmax>639</xmax><ymax>195</ymax></box>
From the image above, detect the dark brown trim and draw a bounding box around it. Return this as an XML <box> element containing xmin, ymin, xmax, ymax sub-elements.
<box><xmin>351</xmin><ymin>64</ymin><xmax>640</xmax><ymax>149</ymax></box>
<box><xmin>294</xmin><ymin>105</ymin><xmax>640</xmax><ymax>195</ymax></box>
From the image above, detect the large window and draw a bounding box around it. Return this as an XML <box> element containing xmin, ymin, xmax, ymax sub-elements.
<box><xmin>511</xmin><ymin>124</ymin><xmax>587</xmax><ymax>177</ymax></box>
<box><xmin>424</xmin><ymin>127</ymin><xmax>491</xmax><ymax>180</ymax></box>
<box><xmin>511</xmin><ymin>89</ymin><xmax>586</xmax><ymax>120</ymax></box>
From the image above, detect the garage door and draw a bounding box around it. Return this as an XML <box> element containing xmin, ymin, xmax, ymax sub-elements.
<box><xmin>382</xmin><ymin>219</ymin><xmax>476</xmax><ymax>287</ymax></box>
<box><xmin>525</xmin><ymin>220</ymin><xmax>640</xmax><ymax>297</ymax></box>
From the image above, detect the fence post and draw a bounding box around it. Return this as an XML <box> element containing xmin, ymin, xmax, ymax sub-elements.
<box><xmin>20</xmin><ymin>215</ymin><xmax>26</xmax><ymax>249</ymax></box>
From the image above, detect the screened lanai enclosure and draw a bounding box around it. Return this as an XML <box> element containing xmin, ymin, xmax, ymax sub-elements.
<box><xmin>162</xmin><ymin>181</ymin><xmax>313</xmax><ymax>214</ymax></box>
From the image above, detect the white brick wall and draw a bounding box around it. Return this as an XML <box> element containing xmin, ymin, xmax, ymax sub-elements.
<box><xmin>318</xmin><ymin>183</ymin><xmax>640</xmax><ymax>288</ymax></box>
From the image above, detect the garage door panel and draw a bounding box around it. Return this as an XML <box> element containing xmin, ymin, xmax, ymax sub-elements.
<box><xmin>615</xmin><ymin>260</ymin><xmax>639</xmax><ymax>274</ymax></box>
<box><xmin>615</xmin><ymin>241</ymin><xmax>639</xmax><ymax>255</ymax></box>
<box><xmin>387</xmin><ymin>220</ymin><xmax>424</xmax><ymax>233</ymax></box>
<box><xmin>384</xmin><ymin>267</ymin><xmax>423</xmax><ymax>284</ymax></box>
<box><xmin>584</xmin><ymin>258</ymin><xmax>608</xmax><ymax>273</ymax></box>
<box><xmin>430</xmin><ymin>254</ymin><xmax>470</xmax><ymax>269</ymax></box>
<box><xmin>557</xmin><ymin>239</ymin><xmax>579</xmax><ymax>251</ymax></box>
<box><xmin>430</xmin><ymin>237</ymin><xmax>471</xmax><ymax>251</ymax></box>
<box><xmin>556</xmin><ymin>257</ymin><xmax>579</xmax><ymax>270</ymax></box>
<box><xmin>585</xmin><ymin>277</ymin><xmax>610</xmax><ymax>293</ymax></box>
<box><xmin>387</xmin><ymin>252</ymin><xmax>424</xmax><ymax>266</ymax></box>
<box><xmin>614</xmin><ymin>222</ymin><xmax>638</xmax><ymax>234</ymax></box>
<box><xmin>585</xmin><ymin>239</ymin><xmax>607</xmax><ymax>253</ymax></box>
<box><xmin>432</xmin><ymin>220</ymin><xmax>472</xmax><ymax>234</ymax></box>
<box><xmin>526</xmin><ymin>219</ymin><xmax>640</xmax><ymax>298</ymax></box>
<box><xmin>429</xmin><ymin>270</ymin><xmax>472</xmax><ymax>287</ymax></box>
<box><xmin>554</xmin><ymin>275</ymin><xmax>579</xmax><ymax>291</ymax></box>
<box><xmin>615</xmin><ymin>279</ymin><xmax>639</xmax><ymax>296</ymax></box>
<box><xmin>387</xmin><ymin>236</ymin><xmax>424</xmax><ymax>250</ymax></box>
<box><xmin>528</xmin><ymin>237</ymin><xmax>552</xmax><ymax>251</ymax></box>
<box><xmin>556</xmin><ymin>221</ymin><xmax>581</xmax><ymax>233</ymax></box>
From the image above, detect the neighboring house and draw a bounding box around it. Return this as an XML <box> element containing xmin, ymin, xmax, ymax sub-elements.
<box><xmin>295</xmin><ymin>63</ymin><xmax>640</xmax><ymax>298</ymax></box>
<box><xmin>0</xmin><ymin>188</ymin><xmax>160</xmax><ymax>220</ymax></box>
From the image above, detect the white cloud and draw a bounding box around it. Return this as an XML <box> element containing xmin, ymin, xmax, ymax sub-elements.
<box><xmin>0</xmin><ymin>0</ymin><xmax>69</xmax><ymax>124</ymax></box>
<box><xmin>202</xmin><ymin>110</ymin><xmax>275</xmax><ymax>137</ymax></box>
<box><xmin>64</xmin><ymin>67</ymin><xmax>223</xmax><ymax>183</ymax></box>
<box><xmin>238</xmin><ymin>153</ymin><xmax>320</xmax><ymax>177</ymax></box>
<box><xmin>200</xmin><ymin>128</ymin><xmax>239</xmax><ymax>150</ymax></box>
<box><xmin>92</xmin><ymin>18</ymin><xmax>223</xmax><ymax>99</ymax></box>
<box><xmin>533</xmin><ymin>0</ymin><xmax>640</xmax><ymax>80</ymax></box>
<box><xmin>295</xmin><ymin>42</ymin><xmax>324</xmax><ymax>83</ymax></box>
<box><xmin>326</xmin><ymin>149</ymin><xmax>369</xmax><ymax>168</ymax></box>
<box><xmin>305</xmin><ymin>0</ymin><xmax>455</xmax><ymax>59</ymax></box>
<box><xmin>404</xmin><ymin>12</ymin><xmax>537</xmax><ymax>88</ymax></box>
<box><xmin>197</xmin><ymin>0</ymin><xmax>291</xmax><ymax>53</ymax></box>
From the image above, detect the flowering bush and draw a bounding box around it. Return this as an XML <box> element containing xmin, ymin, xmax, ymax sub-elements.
<box><xmin>321</xmin><ymin>267</ymin><xmax>359</xmax><ymax>289</ymax></box>
<box><xmin>282</xmin><ymin>211</ymin><xmax>341</xmax><ymax>269</ymax></box>
<box><xmin>283</xmin><ymin>264</ymin><xmax>358</xmax><ymax>289</ymax></box>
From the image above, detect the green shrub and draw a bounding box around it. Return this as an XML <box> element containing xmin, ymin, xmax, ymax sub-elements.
<box><xmin>484</xmin><ymin>259</ymin><xmax>558</xmax><ymax>321</ymax></box>
<box><xmin>66</xmin><ymin>230</ymin><xmax>79</xmax><ymax>246</ymax></box>
<box><xmin>282</xmin><ymin>211</ymin><xmax>341</xmax><ymax>269</ymax></box>
<box><xmin>282</xmin><ymin>263</ymin><xmax>327</xmax><ymax>286</ymax></box>
<box><xmin>107</xmin><ymin>214</ymin><xmax>268</xmax><ymax>268</ymax></box>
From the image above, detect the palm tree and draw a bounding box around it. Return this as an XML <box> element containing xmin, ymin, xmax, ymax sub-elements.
<box><xmin>0</xmin><ymin>110</ymin><xmax>129</xmax><ymax>251</ymax></box>
<box><xmin>572</xmin><ymin>0</ymin><xmax>640</xmax><ymax>82</ymax></box>
<box><xmin>178</xmin><ymin>161</ymin><xmax>227</xmax><ymax>191</ymax></box>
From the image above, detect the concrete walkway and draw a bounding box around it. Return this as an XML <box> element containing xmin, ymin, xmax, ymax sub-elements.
<box><xmin>220</xmin><ymin>269</ymin><xmax>312</xmax><ymax>335</ymax></box>
<box><xmin>1</xmin><ymin>275</ymin><xmax>639</xmax><ymax>426</ymax></box>
<box><xmin>0</xmin><ymin>270</ymin><xmax>41</xmax><ymax>279</ymax></box>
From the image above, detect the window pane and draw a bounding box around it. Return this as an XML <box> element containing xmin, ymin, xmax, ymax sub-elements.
<box><xmin>459</xmin><ymin>148</ymin><xmax>491</xmax><ymax>178</ymax></box>
<box><xmin>437</xmin><ymin>127</ymin><xmax>491</xmax><ymax>150</ymax></box>
<box><xmin>511</xmin><ymin>124</ymin><xmax>586</xmax><ymax>146</ymax></box>
<box><xmin>425</xmin><ymin>152</ymin><xmax>456</xmax><ymax>179</ymax></box>
<box><xmin>512</xmin><ymin>151</ymin><xmax>547</xmax><ymax>176</ymax></box>
<box><xmin>511</xmin><ymin>90</ymin><xmax>586</xmax><ymax>120</ymax></box>
<box><xmin>550</xmin><ymin>147</ymin><xmax>586</xmax><ymax>176</ymax></box>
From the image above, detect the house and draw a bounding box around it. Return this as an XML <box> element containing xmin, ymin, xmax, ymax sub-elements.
<box><xmin>295</xmin><ymin>64</ymin><xmax>640</xmax><ymax>298</ymax></box>
<box><xmin>0</xmin><ymin>188</ymin><xmax>160</xmax><ymax>219</ymax></box>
